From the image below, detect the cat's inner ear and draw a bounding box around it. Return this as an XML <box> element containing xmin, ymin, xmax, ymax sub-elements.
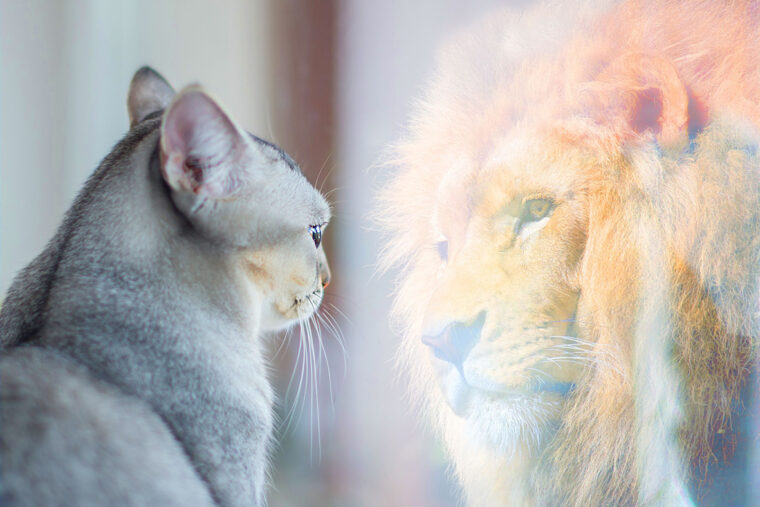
<box><xmin>160</xmin><ymin>87</ymin><xmax>250</xmax><ymax>199</ymax></box>
<box><xmin>127</xmin><ymin>67</ymin><xmax>175</xmax><ymax>127</ymax></box>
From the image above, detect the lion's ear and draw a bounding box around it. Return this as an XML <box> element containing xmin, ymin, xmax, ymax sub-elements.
<box><xmin>591</xmin><ymin>53</ymin><xmax>705</xmax><ymax>145</ymax></box>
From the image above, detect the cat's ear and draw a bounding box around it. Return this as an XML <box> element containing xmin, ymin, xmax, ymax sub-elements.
<box><xmin>127</xmin><ymin>67</ymin><xmax>175</xmax><ymax>127</ymax></box>
<box><xmin>160</xmin><ymin>86</ymin><xmax>250</xmax><ymax>199</ymax></box>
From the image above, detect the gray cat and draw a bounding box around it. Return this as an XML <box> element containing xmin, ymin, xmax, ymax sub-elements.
<box><xmin>0</xmin><ymin>67</ymin><xmax>331</xmax><ymax>506</ymax></box>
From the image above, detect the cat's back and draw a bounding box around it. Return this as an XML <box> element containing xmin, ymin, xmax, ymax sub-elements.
<box><xmin>0</xmin><ymin>115</ymin><xmax>164</xmax><ymax>350</ymax></box>
<box><xmin>0</xmin><ymin>346</ymin><xmax>214</xmax><ymax>507</ymax></box>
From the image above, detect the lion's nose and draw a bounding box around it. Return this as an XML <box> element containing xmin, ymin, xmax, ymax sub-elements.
<box><xmin>421</xmin><ymin>312</ymin><xmax>486</xmax><ymax>369</ymax></box>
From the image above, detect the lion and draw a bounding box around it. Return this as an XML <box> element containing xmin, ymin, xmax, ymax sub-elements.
<box><xmin>376</xmin><ymin>1</ymin><xmax>760</xmax><ymax>504</ymax></box>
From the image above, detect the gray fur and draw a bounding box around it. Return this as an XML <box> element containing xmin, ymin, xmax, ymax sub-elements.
<box><xmin>127</xmin><ymin>67</ymin><xmax>175</xmax><ymax>127</ymax></box>
<box><xmin>1</xmin><ymin>348</ymin><xmax>215</xmax><ymax>506</ymax></box>
<box><xmin>0</xmin><ymin>68</ymin><xmax>331</xmax><ymax>506</ymax></box>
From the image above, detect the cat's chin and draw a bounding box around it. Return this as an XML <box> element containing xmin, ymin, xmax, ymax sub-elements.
<box><xmin>261</xmin><ymin>291</ymin><xmax>324</xmax><ymax>331</ymax></box>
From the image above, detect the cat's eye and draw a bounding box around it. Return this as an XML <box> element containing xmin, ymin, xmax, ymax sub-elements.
<box><xmin>308</xmin><ymin>224</ymin><xmax>323</xmax><ymax>248</ymax></box>
<box><xmin>522</xmin><ymin>198</ymin><xmax>553</xmax><ymax>223</ymax></box>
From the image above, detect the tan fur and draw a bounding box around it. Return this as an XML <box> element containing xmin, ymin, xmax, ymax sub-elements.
<box><xmin>377</xmin><ymin>1</ymin><xmax>760</xmax><ymax>504</ymax></box>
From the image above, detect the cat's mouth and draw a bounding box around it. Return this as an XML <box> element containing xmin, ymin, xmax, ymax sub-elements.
<box><xmin>275</xmin><ymin>274</ymin><xmax>325</xmax><ymax>324</ymax></box>
<box><xmin>292</xmin><ymin>287</ymin><xmax>324</xmax><ymax>320</ymax></box>
<box><xmin>263</xmin><ymin>287</ymin><xmax>324</xmax><ymax>331</ymax></box>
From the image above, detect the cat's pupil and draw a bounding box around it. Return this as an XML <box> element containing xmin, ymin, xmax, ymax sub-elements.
<box><xmin>309</xmin><ymin>224</ymin><xmax>322</xmax><ymax>248</ymax></box>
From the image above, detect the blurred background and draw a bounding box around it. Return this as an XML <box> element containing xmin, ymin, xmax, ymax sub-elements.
<box><xmin>0</xmin><ymin>1</ymin><xmax>510</xmax><ymax>506</ymax></box>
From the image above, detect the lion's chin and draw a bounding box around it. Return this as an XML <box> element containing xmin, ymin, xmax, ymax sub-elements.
<box><xmin>466</xmin><ymin>391</ymin><xmax>566</xmax><ymax>455</ymax></box>
<box><xmin>432</xmin><ymin>357</ymin><xmax>571</xmax><ymax>454</ymax></box>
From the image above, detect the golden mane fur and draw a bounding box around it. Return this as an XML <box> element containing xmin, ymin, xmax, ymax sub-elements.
<box><xmin>377</xmin><ymin>1</ymin><xmax>760</xmax><ymax>504</ymax></box>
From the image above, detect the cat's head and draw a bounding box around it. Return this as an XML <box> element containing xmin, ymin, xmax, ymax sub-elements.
<box><xmin>128</xmin><ymin>67</ymin><xmax>331</xmax><ymax>331</ymax></box>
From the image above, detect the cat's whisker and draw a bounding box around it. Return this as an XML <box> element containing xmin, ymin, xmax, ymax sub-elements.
<box><xmin>322</xmin><ymin>186</ymin><xmax>344</xmax><ymax>201</ymax></box>
<box><xmin>264</xmin><ymin>106</ymin><xmax>277</xmax><ymax>145</ymax></box>
<box><xmin>273</xmin><ymin>325</ymin><xmax>293</xmax><ymax>359</ymax></box>
<box><xmin>289</xmin><ymin>311</ymin><xmax>313</xmax><ymax>434</ymax></box>
<box><xmin>317</xmin><ymin>309</ymin><xmax>343</xmax><ymax>357</ymax></box>
<box><xmin>309</xmin><ymin>299</ymin><xmax>328</xmax><ymax>462</ymax></box>
<box><xmin>283</xmin><ymin>324</ymin><xmax>301</xmax><ymax>403</ymax></box>
<box><xmin>279</xmin><ymin>292</ymin><xmax>345</xmax><ymax>462</ymax></box>
<box><xmin>295</xmin><ymin>300</ymin><xmax>316</xmax><ymax>461</ymax></box>
<box><xmin>313</xmin><ymin>311</ymin><xmax>336</xmax><ymax>408</ymax></box>
<box><xmin>304</xmin><ymin>310</ymin><xmax>322</xmax><ymax>464</ymax></box>
<box><xmin>312</xmin><ymin>318</ymin><xmax>322</xmax><ymax>464</ymax></box>
<box><xmin>324</xmin><ymin>301</ymin><xmax>352</xmax><ymax>328</ymax></box>
<box><xmin>324</xmin><ymin>303</ymin><xmax>349</xmax><ymax>338</ymax></box>
<box><xmin>306</xmin><ymin>314</ymin><xmax>315</xmax><ymax>461</ymax></box>
<box><xmin>296</xmin><ymin>316</ymin><xmax>312</xmax><ymax>430</ymax></box>
<box><xmin>321</xmin><ymin>215</ymin><xmax>350</xmax><ymax>225</ymax></box>
<box><xmin>316</xmin><ymin>154</ymin><xmax>335</xmax><ymax>195</ymax></box>
<box><xmin>319</xmin><ymin>294</ymin><xmax>352</xmax><ymax>310</ymax></box>
<box><xmin>319</xmin><ymin>305</ymin><xmax>348</xmax><ymax>379</ymax></box>
<box><xmin>282</xmin><ymin>316</ymin><xmax>306</xmax><ymax>434</ymax></box>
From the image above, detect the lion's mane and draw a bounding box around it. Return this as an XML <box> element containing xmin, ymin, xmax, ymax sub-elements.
<box><xmin>377</xmin><ymin>1</ymin><xmax>760</xmax><ymax>504</ymax></box>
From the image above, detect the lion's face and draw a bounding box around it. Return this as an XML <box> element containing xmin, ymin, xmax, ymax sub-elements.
<box><xmin>382</xmin><ymin>1</ymin><xmax>760</xmax><ymax>504</ymax></box>
<box><xmin>408</xmin><ymin>126</ymin><xmax>598</xmax><ymax>450</ymax></box>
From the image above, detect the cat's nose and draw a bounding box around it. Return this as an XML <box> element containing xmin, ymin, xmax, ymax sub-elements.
<box><xmin>421</xmin><ymin>312</ymin><xmax>486</xmax><ymax>369</ymax></box>
<box><xmin>319</xmin><ymin>263</ymin><xmax>331</xmax><ymax>289</ymax></box>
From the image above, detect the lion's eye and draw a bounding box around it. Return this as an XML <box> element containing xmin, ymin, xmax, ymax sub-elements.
<box><xmin>436</xmin><ymin>239</ymin><xmax>449</xmax><ymax>262</ymax></box>
<box><xmin>522</xmin><ymin>198</ymin><xmax>553</xmax><ymax>223</ymax></box>
<box><xmin>308</xmin><ymin>224</ymin><xmax>323</xmax><ymax>248</ymax></box>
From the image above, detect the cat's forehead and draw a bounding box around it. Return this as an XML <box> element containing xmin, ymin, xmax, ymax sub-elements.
<box><xmin>245</xmin><ymin>132</ymin><xmax>330</xmax><ymax>223</ymax></box>
<box><xmin>304</xmin><ymin>182</ymin><xmax>331</xmax><ymax>225</ymax></box>
<box><xmin>247</xmin><ymin>133</ymin><xmax>301</xmax><ymax>174</ymax></box>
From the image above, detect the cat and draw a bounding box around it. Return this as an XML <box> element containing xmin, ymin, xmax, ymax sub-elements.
<box><xmin>0</xmin><ymin>66</ymin><xmax>331</xmax><ymax>506</ymax></box>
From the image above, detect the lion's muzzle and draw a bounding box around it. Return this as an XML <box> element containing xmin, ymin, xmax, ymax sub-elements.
<box><xmin>421</xmin><ymin>311</ymin><xmax>486</xmax><ymax>371</ymax></box>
